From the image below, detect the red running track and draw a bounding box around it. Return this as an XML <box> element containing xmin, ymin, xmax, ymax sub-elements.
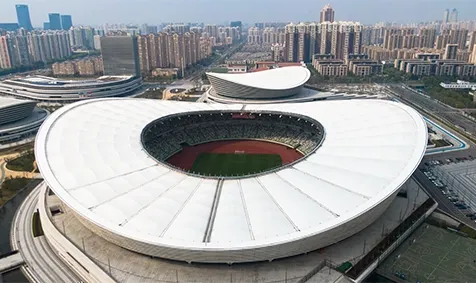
<box><xmin>166</xmin><ymin>140</ymin><xmax>303</xmax><ymax>171</ymax></box>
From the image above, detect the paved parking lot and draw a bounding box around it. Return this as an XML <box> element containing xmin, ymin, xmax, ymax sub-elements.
<box><xmin>421</xmin><ymin>157</ymin><xmax>476</xmax><ymax>226</ymax></box>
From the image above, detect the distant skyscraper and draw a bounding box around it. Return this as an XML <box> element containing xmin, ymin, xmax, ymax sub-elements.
<box><xmin>43</xmin><ymin>22</ymin><xmax>50</xmax><ymax>30</ymax></box>
<box><xmin>443</xmin><ymin>9</ymin><xmax>450</xmax><ymax>23</ymax></box>
<box><xmin>449</xmin><ymin>9</ymin><xmax>458</xmax><ymax>23</ymax></box>
<box><xmin>230</xmin><ymin>21</ymin><xmax>242</xmax><ymax>32</ymax></box>
<box><xmin>48</xmin><ymin>13</ymin><xmax>62</xmax><ymax>30</ymax></box>
<box><xmin>101</xmin><ymin>36</ymin><xmax>140</xmax><ymax>76</ymax></box>
<box><xmin>0</xmin><ymin>23</ymin><xmax>20</xmax><ymax>32</ymax></box>
<box><xmin>320</xmin><ymin>4</ymin><xmax>335</xmax><ymax>23</ymax></box>
<box><xmin>16</xmin><ymin>4</ymin><xmax>33</xmax><ymax>31</ymax></box>
<box><xmin>61</xmin><ymin>15</ymin><xmax>73</xmax><ymax>30</ymax></box>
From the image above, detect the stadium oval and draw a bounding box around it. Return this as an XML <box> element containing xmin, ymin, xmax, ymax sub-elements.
<box><xmin>35</xmin><ymin>98</ymin><xmax>427</xmax><ymax>263</ymax></box>
<box><xmin>141</xmin><ymin>109</ymin><xmax>326</xmax><ymax>178</ymax></box>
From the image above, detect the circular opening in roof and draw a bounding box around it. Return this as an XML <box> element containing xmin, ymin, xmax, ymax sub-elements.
<box><xmin>141</xmin><ymin>110</ymin><xmax>325</xmax><ymax>178</ymax></box>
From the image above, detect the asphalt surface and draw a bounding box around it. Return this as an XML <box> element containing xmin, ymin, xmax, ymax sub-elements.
<box><xmin>11</xmin><ymin>185</ymin><xmax>81</xmax><ymax>283</ymax></box>
<box><xmin>385</xmin><ymin>84</ymin><xmax>476</xmax><ymax>228</ymax></box>
<box><xmin>413</xmin><ymin>169</ymin><xmax>476</xmax><ymax>229</ymax></box>
<box><xmin>0</xmin><ymin>162</ymin><xmax>4</xmax><ymax>183</ymax></box>
<box><xmin>387</xmin><ymin>84</ymin><xmax>476</xmax><ymax>136</ymax></box>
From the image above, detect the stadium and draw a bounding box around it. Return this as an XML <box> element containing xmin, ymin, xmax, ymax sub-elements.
<box><xmin>0</xmin><ymin>97</ymin><xmax>48</xmax><ymax>149</ymax></box>
<box><xmin>205</xmin><ymin>66</ymin><xmax>337</xmax><ymax>103</ymax></box>
<box><xmin>0</xmin><ymin>75</ymin><xmax>142</xmax><ymax>102</ymax></box>
<box><xmin>35</xmin><ymin>98</ymin><xmax>427</xmax><ymax>264</ymax></box>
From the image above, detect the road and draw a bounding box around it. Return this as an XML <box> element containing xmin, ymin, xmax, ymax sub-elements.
<box><xmin>413</xmin><ymin>169</ymin><xmax>476</xmax><ymax>229</ymax></box>
<box><xmin>0</xmin><ymin>162</ymin><xmax>5</xmax><ymax>183</ymax></box>
<box><xmin>385</xmin><ymin>83</ymin><xmax>476</xmax><ymax>228</ymax></box>
<box><xmin>11</xmin><ymin>185</ymin><xmax>82</xmax><ymax>283</ymax></box>
<box><xmin>387</xmin><ymin>84</ymin><xmax>476</xmax><ymax>136</ymax></box>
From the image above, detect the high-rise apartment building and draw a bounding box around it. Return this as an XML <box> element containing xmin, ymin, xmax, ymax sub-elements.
<box><xmin>284</xmin><ymin>21</ymin><xmax>362</xmax><ymax>62</ymax></box>
<box><xmin>48</xmin><ymin>13</ymin><xmax>62</xmax><ymax>30</ymax></box>
<box><xmin>0</xmin><ymin>37</ymin><xmax>12</xmax><ymax>69</ymax></box>
<box><xmin>1</xmin><ymin>31</ymin><xmax>71</xmax><ymax>68</ymax></box>
<box><xmin>320</xmin><ymin>4</ymin><xmax>335</xmax><ymax>23</ymax></box>
<box><xmin>16</xmin><ymin>4</ymin><xmax>33</xmax><ymax>31</ymax></box>
<box><xmin>101</xmin><ymin>36</ymin><xmax>140</xmax><ymax>76</ymax></box>
<box><xmin>419</xmin><ymin>28</ymin><xmax>437</xmax><ymax>49</ymax></box>
<box><xmin>469</xmin><ymin>31</ymin><xmax>476</xmax><ymax>53</ymax></box>
<box><xmin>470</xmin><ymin>45</ymin><xmax>476</xmax><ymax>64</ymax></box>
<box><xmin>61</xmin><ymin>15</ymin><xmax>73</xmax><ymax>31</ymax></box>
<box><xmin>69</xmin><ymin>26</ymin><xmax>96</xmax><ymax>50</ymax></box>
<box><xmin>93</xmin><ymin>35</ymin><xmax>102</xmax><ymax>50</ymax></box>
<box><xmin>204</xmin><ymin>24</ymin><xmax>219</xmax><ymax>38</ymax></box>
<box><xmin>135</xmin><ymin>31</ymin><xmax>212</xmax><ymax>75</ymax></box>
<box><xmin>247</xmin><ymin>27</ymin><xmax>262</xmax><ymax>44</ymax></box>
<box><xmin>138</xmin><ymin>35</ymin><xmax>151</xmax><ymax>74</ymax></box>
<box><xmin>444</xmin><ymin>44</ymin><xmax>458</xmax><ymax>60</ymax></box>
<box><xmin>284</xmin><ymin>24</ymin><xmax>297</xmax><ymax>62</ymax></box>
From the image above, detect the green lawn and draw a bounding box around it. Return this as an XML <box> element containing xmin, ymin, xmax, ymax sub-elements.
<box><xmin>6</xmin><ymin>151</ymin><xmax>36</xmax><ymax>172</ymax></box>
<box><xmin>0</xmin><ymin>177</ymin><xmax>34</xmax><ymax>206</ymax></box>
<box><xmin>190</xmin><ymin>153</ymin><xmax>282</xmax><ymax>176</ymax></box>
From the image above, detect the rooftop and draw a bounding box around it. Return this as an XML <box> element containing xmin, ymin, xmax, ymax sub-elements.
<box><xmin>36</xmin><ymin>99</ymin><xmax>427</xmax><ymax>263</ymax></box>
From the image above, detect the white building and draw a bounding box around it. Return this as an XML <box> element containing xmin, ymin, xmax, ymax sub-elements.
<box><xmin>35</xmin><ymin>98</ymin><xmax>427</xmax><ymax>264</ymax></box>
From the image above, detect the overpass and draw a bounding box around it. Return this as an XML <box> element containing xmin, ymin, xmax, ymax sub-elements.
<box><xmin>0</xmin><ymin>251</ymin><xmax>24</xmax><ymax>273</ymax></box>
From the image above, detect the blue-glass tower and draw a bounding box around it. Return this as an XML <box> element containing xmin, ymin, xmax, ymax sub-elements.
<box><xmin>16</xmin><ymin>4</ymin><xmax>33</xmax><ymax>31</ymax></box>
<box><xmin>61</xmin><ymin>15</ymin><xmax>73</xmax><ymax>30</ymax></box>
<box><xmin>48</xmin><ymin>13</ymin><xmax>62</xmax><ymax>30</ymax></box>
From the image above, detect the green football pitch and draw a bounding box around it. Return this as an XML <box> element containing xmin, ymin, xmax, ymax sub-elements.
<box><xmin>190</xmin><ymin>153</ymin><xmax>282</xmax><ymax>176</ymax></box>
<box><xmin>377</xmin><ymin>224</ymin><xmax>476</xmax><ymax>283</ymax></box>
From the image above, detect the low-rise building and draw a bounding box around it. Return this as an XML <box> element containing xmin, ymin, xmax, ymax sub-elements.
<box><xmin>151</xmin><ymin>68</ymin><xmax>179</xmax><ymax>77</ymax></box>
<box><xmin>348</xmin><ymin>59</ymin><xmax>383</xmax><ymax>76</ymax></box>
<box><xmin>316</xmin><ymin>61</ymin><xmax>348</xmax><ymax>76</ymax></box>
<box><xmin>52</xmin><ymin>57</ymin><xmax>103</xmax><ymax>76</ymax></box>
<box><xmin>52</xmin><ymin>61</ymin><xmax>77</xmax><ymax>76</ymax></box>
<box><xmin>226</xmin><ymin>64</ymin><xmax>247</xmax><ymax>73</ymax></box>
<box><xmin>396</xmin><ymin>58</ymin><xmax>476</xmax><ymax>77</ymax></box>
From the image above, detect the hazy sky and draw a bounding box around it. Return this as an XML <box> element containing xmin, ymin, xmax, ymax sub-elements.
<box><xmin>0</xmin><ymin>0</ymin><xmax>475</xmax><ymax>26</ymax></box>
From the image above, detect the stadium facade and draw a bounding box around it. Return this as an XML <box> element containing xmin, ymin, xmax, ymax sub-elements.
<box><xmin>35</xmin><ymin>98</ymin><xmax>427</xmax><ymax>264</ymax></box>
<box><xmin>205</xmin><ymin>66</ymin><xmax>338</xmax><ymax>104</ymax></box>
<box><xmin>0</xmin><ymin>97</ymin><xmax>48</xmax><ymax>149</ymax></box>
<box><xmin>0</xmin><ymin>75</ymin><xmax>142</xmax><ymax>102</ymax></box>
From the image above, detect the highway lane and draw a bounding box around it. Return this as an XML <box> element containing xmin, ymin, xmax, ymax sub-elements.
<box><xmin>384</xmin><ymin>84</ymin><xmax>476</xmax><ymax>228</ymax></box>
<box><xmin>387</xmin><ymin>84</ymin><xmax>476</xmax><ymax>136</ymax></box>
<box><xmin>11</xmin><ymin>185</ymin><xmax>82</xmax><ymax>283</ymax></box>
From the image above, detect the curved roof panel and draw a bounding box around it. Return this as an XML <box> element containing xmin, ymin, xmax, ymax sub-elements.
<box><xmin>35</xmin><ymin>98</ymin><xmax>427</xmax><ymax>263</ymax></box>
<box><xmin>206</xmin><ymin>66</ymin><xmax>311</xmax><ymax>90</ymax></box>
<box><xmin>0</xmin><ymin>97</ymin><xmax>37</xmax><ymax>125</ymax></box>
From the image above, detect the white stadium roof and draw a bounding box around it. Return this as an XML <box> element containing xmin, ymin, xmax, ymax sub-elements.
<box><xmin>36</xmin><ymin>98</ymin><xmax>427</xmax><ymax>263</ymax></box>
<box><xmin>206</xmin><ymin>66</ymin><xmax>311</xmax><ymax>90</ymax></box>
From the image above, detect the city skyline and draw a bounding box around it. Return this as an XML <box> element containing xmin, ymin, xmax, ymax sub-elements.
<box><xmin>0</xmin><ymin>0</ymin><xmax>475</xmax><ymax>26</ymax></box>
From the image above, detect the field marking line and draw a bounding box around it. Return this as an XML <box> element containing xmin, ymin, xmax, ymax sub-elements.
<box><xmin>402</xmin><ymin>248</ymin><xmax>468</xmax><ymax>279</ymax></box>
<box><xmin>389</xmin><ymin>225</ymin><xmax>428</xmax><ymax>271</ymax></box>
<box><xmin>428</xmin><ymin>236</ymin><xmax>460</xmax><ymax>278</ymax></box>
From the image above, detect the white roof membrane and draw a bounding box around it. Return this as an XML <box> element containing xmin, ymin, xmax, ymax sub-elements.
<box><xmin>35</xmin><ymin>98</ymin><xmax>427</xmax><ymax>263</ymax></box>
